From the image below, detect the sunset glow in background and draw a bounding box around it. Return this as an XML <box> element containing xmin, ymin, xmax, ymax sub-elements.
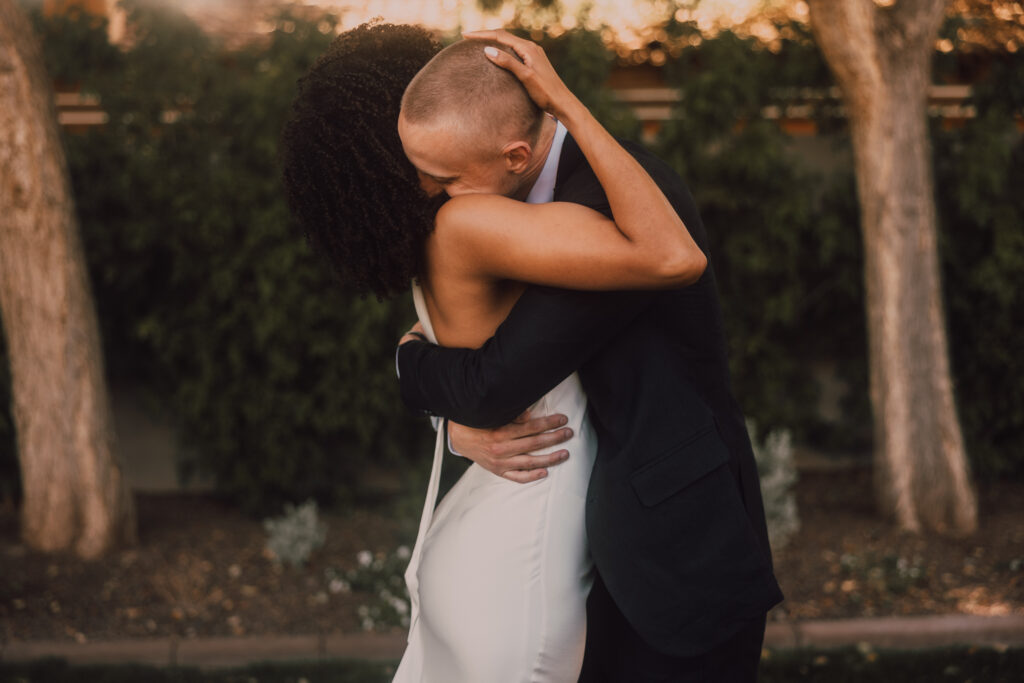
<box><xmin>169</xmin><ymin>0</ymin><xmax>782</xmax><ymax>48</ymax></box>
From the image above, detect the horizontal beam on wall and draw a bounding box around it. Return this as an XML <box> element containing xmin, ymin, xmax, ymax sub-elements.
<box><xmin>52</xmin><ymin>84</ymin><xmax>1000</xmax><ymax>130</ymax></box>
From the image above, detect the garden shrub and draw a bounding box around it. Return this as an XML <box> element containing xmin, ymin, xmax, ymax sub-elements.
<box><xmin>655</xmin><ymin>24</ymin><xmax>871</xmax><ymax>451</ymax></box>
<box><xmin>263</xmin><ymin>498</ymin><xmax>327</xmax><ymax>567</ymax></box>
<box><xmin>7</xmin><ymin>4</ymin><xmax>435</xmax><ymax>513</ymax></box>
<box><xmin>748</xmin><ymin>420</ymin><xmax>800</xmax><ymax>550</ymax></box>
<box><xmin>656</xmin><ymin>20</ymin><xmax>1024</xmax><ymax>476</ymax></box>
<box><xmin>933</xmin><ymin>56</ymin><xmax>1024</xmax><ymax>477</ymax></box>
<box><xmin>326</xmin><ymin>545</ymin><xmax>413</xmax><ymax>632</ymax></box>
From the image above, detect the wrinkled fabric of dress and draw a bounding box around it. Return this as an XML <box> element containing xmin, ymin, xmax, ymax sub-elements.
<box><xmin>393</xmin><ymin>283</ymin><xmax>597</xmax><ymax>683</ymax></box>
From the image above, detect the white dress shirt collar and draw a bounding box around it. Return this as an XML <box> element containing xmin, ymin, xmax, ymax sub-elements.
<box><xmin>524</xmin><ymin>119</ymin><xmax>568</xmax><ymax>205</ymax></box>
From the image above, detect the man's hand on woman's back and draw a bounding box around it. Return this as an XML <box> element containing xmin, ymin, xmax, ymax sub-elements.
<box><xmin>448</xmin><ymin>412</ymin><xmax>573</xmax><ymax>484</ymax></box>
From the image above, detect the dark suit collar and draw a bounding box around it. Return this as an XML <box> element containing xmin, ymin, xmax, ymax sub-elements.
<box><xmin>554</xmin><ymin>131</ymin><xmax>585</xmax><ymax>196</ymax></box>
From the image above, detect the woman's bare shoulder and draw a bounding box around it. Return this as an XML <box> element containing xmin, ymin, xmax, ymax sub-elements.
<box><xmin>431</xmin><ymin>195</ymin><xmax>526</xmax><ymax>254</ymax></box>
<box><xmin>436</xmin><ymin>194</ymin><xmax>517</xmax><ymax>225</ymax></box>
<box><xmin>435</xmin><ymin>195</ymin><xmax>598</xmax><ymax>234</ymax></box>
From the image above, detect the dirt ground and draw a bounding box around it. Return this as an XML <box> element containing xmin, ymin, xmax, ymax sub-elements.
<box><xmin>1</xmin><ymin>469</ymin><xmax>1022</xmax><ymax>642</ymax></box>
<box><xmin>771</xmin><ymin>469</ymin><xmax>1024</xmax><ymax>621</ymax></box>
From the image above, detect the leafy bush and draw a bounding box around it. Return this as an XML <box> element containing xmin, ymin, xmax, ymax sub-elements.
<box><xmin>326</xmin><ymin>546</ymin><xmax>412</xmax><ymax>632</ymax></box>
<box><xmin>748</xmin><ymin>420</ymin><xmax>800</xmax><ymax>550</ymax></box>
<box><xmin>932</xmin><ymin>64</ymin><xmax>1024</xmax><ymax>477</ymax></box>
<box><xmin>12</xmin><ymin>4</ymin><xmax>435</xmax><ymax>512</ymax></box>
<box><xmin>655</xmin><ymin>25</ymin><xmax>871</xmax><ymax>451</ymax></box>
<box><xmin>532</xmin><ymin>24</ymin><xmax>640</xmax><ymax>140</ymax></box>
<box><xmin>656</xmin><ymin>21</ymin><xmax>1023</xmax><ymax>476</ymax></box>
<box><xmin>263</xmin><ymin>498</ymin><xmax>327</xmax><ymax>567</ymax></box>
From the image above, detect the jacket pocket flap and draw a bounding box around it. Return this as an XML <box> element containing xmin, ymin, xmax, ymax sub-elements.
<box><xmin>629</xmin><ymin>426</ymin><xmax>730</xmax><ymax>507</ymax></box>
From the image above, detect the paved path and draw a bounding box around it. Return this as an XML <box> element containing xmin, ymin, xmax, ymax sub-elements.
<box><xmin>763</xmin><ymin>614</ymin><xmax>1024</xmax><ymax>650</ymax></box>
<box><xmin>2</xmin><ymin>615</ymin><xmax>1023</xmax><ymax>669</ymax></box>
<box><xmin>1</xmin><ymin>632</ymin><xmax>408</xmax><ymax>668</ymax></box>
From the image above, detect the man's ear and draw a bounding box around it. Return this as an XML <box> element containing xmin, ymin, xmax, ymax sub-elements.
<box><xmin>501</xmin><ymin>140</ymin><xmax>532</xmax><ymax>175</ymax></box>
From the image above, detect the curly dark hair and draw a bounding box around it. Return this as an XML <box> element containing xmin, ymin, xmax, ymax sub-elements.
<box><xmin>280</xmin><ymin>22</ymin><xmax>442</xmax><ymax>298</ymax></box>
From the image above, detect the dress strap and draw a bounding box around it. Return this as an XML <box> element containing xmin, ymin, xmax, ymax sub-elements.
<box><xmin>403</xmin><ymin>417</ymin><xmax>446</xmax><ymax>638</ymax></box>
<box><xmin>410</xmin><ymin>282</ymin><xmax>438</xmax><ymax>344</ymax></box>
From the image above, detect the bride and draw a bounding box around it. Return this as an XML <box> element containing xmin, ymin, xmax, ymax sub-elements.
<box><xmin>280</xmin><ymin>22</ymin><xmax>705</xmax><ymax>682</ymax></box>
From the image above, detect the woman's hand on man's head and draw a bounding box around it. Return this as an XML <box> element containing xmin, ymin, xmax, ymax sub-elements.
<box><xmin>463</xmin><ymin>29</ymin><xmax>583</xmax><ymax>122</ymax></box>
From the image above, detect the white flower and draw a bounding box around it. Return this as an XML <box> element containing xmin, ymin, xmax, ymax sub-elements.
<box><xmin>329</xmin><ymin>578</ymin><xmax>350</xmax><ymax>594</ymax></box>
<box><xmin>396</xmin><ymin>545</ymin><xmax>411</xmax><ymax>560</ymax></box>
<box><xmin>357</xmin><ymin>550</ymin><xmax>373</xmax><ymax>567</ymax></box>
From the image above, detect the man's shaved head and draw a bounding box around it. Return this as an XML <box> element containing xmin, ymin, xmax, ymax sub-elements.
<box><xmin>401</xmin><ymin>39</ymin><xmax>544</xmax><ymax>157</ymax></box>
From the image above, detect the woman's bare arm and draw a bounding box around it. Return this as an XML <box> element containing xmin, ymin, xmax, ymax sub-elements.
<box><xmin>457</xmin><ymin>29</ymin><xmax>706</xmax><ymax>289</ymax></box>
<box><xmin>435</xmin><ymin>195</ymin><xmax>697</xmax><ymax>290</ymax></box>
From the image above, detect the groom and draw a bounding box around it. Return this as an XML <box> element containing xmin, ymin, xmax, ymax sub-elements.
<box><xmin>396</xmin><ymin>31</ymin><xmax>783</xmax><ymax>681</ymax></box>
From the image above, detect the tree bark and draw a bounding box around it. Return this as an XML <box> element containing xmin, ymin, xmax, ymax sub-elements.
<box><xmin>808</xmin><ymin>0</ymin><xmax>977</xmax><ymax>534</ymax></box>
<box><xmin>0</xmin><ymin>0</ymin><xmax>135</xmax><ymax>557</ymax></box>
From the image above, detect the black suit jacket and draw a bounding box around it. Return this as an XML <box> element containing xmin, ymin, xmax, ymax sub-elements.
<box><xmin>397</xmin><ymin>134</ymin><xmax>784</xmax><ymax>657</ymax></box>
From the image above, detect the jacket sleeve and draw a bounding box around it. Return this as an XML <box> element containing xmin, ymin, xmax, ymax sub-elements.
<box><xmin>397</xmin><ymin>286</ymin><xmax>656</xmax><ymax>429</ymax></box>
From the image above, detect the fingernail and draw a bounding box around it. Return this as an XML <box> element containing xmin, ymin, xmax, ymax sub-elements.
<box><xmin>484</xmin><ymin>46</ymin><xmax>499</xmax><ymax>58</ymax></box>
<box><xmin>558</xmin><ymin>415</ymin><xmax>568</xmax><ymax>426</ymax></box>
<box><xmin>559</xmin><ymin>451</ymin><xmax>569</xmax><ymax>459</ymax></box>
<box><xmin>538</xmin><ymin>470</ymin><xmax>548</xmax><ymax>478</ymax></box>
<box><xmin>564</xmin><ymin>428</ymin><xmax>573</xmax><ymax>438</ymax></box>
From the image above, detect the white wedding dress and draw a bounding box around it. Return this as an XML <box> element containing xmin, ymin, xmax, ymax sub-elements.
<box><xmin>393</xmin><ymin>283</ymin><xmax>598</xmax><ymax>683</ymax></box>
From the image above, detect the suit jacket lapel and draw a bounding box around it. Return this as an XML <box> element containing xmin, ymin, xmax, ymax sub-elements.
<box><xmin>554</xmin><ymin>132</ymin><xmax>585</xmax><ymax>199</ymax></box>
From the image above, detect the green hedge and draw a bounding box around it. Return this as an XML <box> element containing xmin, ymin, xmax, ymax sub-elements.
<box><xmin>2</xmin><ymin>4</ymin><xmax>435</xmax><ymax>514</ymax></box>
<box><xmin>654</xmin><ymin>21</ymin><xmax>1024</xmax><ymax>476</ymax></box>
<box><xmin>655</xmin><ymin>23</ymin><xmax>871</xmax><ymax>452</ymax></box>
<box><xmin>933</xmin><ymin>55</ymin><xmax>1024</xmax><ymax>478</ymax></box>
<box><xmin>0</xmin><ymin>8</ymin><xmax>1020</xmax><ymax>512</ymax></box>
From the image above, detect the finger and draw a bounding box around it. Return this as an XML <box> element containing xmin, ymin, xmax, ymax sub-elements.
<box><xmin>502</xmin><ymin>450</ymin><xmax>569</xmax><ymax>472</ymax></box>
<box><xmin>482</xmin><ymin>45</ymin><xmax>531</xmax><ymax>80</ymax></box>
<box><xmin>503</xmin><ymin>468</ymin><xmax>548</xmax><ymax>484</ymax></box>
<box><xmin>512</xmin><ymin>410</ymin><xmax>532</xmax><ymax>424</ymax></box>
<box><xmin>463</xmin><ymin>28</ymin><xmax>525</xmax><ymax>50</ymax></box>
<box><xmin>502</xmin><ymin>427</ymin><xmax>573</xmax><ymax>455</ymax></box>
<box><xmin>505</xmin><ymin>413</ymin><xmax>568</xmax><ymax>439</ymax></box>
<box><xmin>467</xmin><ymin>28</ymin><xmax>537</xmax><ymax>64</ymax></box>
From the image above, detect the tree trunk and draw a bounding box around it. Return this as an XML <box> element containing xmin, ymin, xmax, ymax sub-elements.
<box><xmin>808</xmin><ymin>0</ymin><xmax>977</xmax><ymax>534</ymax></box>
<box><xmin>0</xmin><ymin>0</ymin><xmax>136</xmax><ymax>557</ymax></box>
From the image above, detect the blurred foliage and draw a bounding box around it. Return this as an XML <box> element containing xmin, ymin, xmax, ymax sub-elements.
<box><xmin>263</xmin><ymin>498</ymin><xmax>327</xmax><ymax>567</ymax></box>
<box><xmin>654</xmin><ymin>16</ymin><xmax>1024</xmax><ymax>476</ymax></box>
<box><xmin>530</xmin><ymin>25</ymin><xmax>640</xmax><ymax>140</ymax></box>
<box><xmin>933</xmin><ymin>64</ymin><xmax>1024</xmax><ymax>478</ymax></box>
<box><xmin>0</xmin><ymin>5</ymin><xmax>1020</xmax><ymax>514</ymax></box>
<box><xmin>2</xmin><ymin>2</ymin><xmax>433</xmax><ymax>514</ymax></box>
<box><xmin>749</xmin><ymin>420</ymin><xmax>799</xmax><ymax>551</ymax></box>
<box><xmin>656</xmin><ymin>22</ymin><xmax>870</xmax><ymax>451</ymax></box>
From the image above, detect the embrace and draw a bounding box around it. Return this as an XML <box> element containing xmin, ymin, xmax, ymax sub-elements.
<box><xmin>282</xmin><ymin>22</ymin><xmax>783</xmax><ymax>683</ymax></box>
